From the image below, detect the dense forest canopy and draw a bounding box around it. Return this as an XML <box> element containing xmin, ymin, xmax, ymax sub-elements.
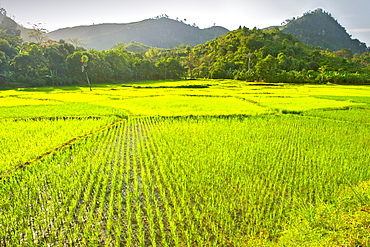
<box><xmin>1</xmin><ymin>9</ymin><xmax>370</xmax><ymax>87</ymax></box>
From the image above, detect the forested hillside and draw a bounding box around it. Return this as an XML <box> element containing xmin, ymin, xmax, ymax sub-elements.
<box><xmin>47</xmin><ymin>17</ymin><xmax>229</xmax><ymax>50</ymax></box>
<box><xmin>281</xmin><ymin>9</ymin><xmax>369</xmax><ymax>54</ymax></box>
<box><xmin>189</xmin><ymin>27</ymin><xmax>370</xmax><ymax>83</ymax></box>
<box><xmin>1</xmin><ymin>10</ymin><xmax>370</xmax><ymax>87</ymax></box>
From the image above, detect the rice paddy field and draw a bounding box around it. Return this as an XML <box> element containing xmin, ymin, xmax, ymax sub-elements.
<box><xmin>1</xmin><ymin>80</ymin><xmax>370</xmax><ymax>246</ymax></box>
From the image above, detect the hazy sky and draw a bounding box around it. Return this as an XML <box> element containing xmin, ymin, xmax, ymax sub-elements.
<box><xmin>1</xmin><ymin>0</ymin><xmax>370</xmax><ymax>45</ymax></box>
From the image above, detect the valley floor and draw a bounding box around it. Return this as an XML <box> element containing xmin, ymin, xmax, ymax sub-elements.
<box><xmin>1</xmin><ymin>80</ymin><xmax>369</xmax><ymax>246</ymax></box>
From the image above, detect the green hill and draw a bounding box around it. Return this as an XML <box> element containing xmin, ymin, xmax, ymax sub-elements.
<box><xmin>0</xmin><ymin>12</ymin><xmax>30</xmax><ymax>41</ymax></box>
<box><xmin>280</xmin><ymin>9</ymin><xmax>369</xmax><ymax>53</ymax></box>
<box><xmin>112</xmin><ymin>41</ymin><xmax>153</xmax><ymax>53</ymax></box>
<box><xmin>47</xmin><ymin>17</ymin><xmax>229</xmax><ymax>50</ymax></box>
<box><xmin>187</xmin><ymin>25</ymin><xmax>370</xmax><ymax>83</ymax></box>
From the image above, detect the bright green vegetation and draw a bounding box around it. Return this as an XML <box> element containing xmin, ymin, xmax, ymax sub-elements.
<box><xmin>99</xmin><ymin>95</ymin><xmax>271</xmax><ymax>116</ymax></box>
<box><xmin>0</xmin><ymin>117</ymin><xmax>117</xmax><ymax>175</ymax></box>
<box><xmin>1</xmin><ymin>81</ymin><xmax>370</xmax><ymax>246</ymax></box>
<box><xmin>0</xmin><ymin>102</ymin><xmax>125</xmax><ymax>118</ymax></box>
<box><xmin>1</xmin><ymin>79</ymin><xmax>366</xmax><ymax>116</ymax></box>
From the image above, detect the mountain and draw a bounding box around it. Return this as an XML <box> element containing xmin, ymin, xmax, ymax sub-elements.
<box><xmin>47</xmin><ymin>17</ymin><xmax>229</xmax><ymax>50</ymax></box>
<box><xmin>4</xmin><ymin>8</ymin><xmax>369</xmax><ymax>54</ymax></box>
<box><xmin>0</xmin><ymin>12</ymin><xmax>30</xmax><ymax>41</ymax></box>
<box><xmin>279</xmin><ymin>8</ymin><xmax>369</xmax><ymax>53</ymax></box>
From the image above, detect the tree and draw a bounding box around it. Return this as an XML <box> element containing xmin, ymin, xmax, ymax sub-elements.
<box><xmin>0</xmin><ymin>50</ymin><xmax>10</xmax><ymax>85</ymax></box>
<box><xmin>68</xmin><ymin>38</ymin><xmax>87</xmax><ymax>48</ymax></box>
<box><xmin>27</xmin><ymin>23</ymin><xmax>47</xmax><ymax>42</ymax></box>
<box><xmin>0</xmin><ymin>7</ymin><xmax>7</xmax><ymax>16</ymax></box>
<box><xmin>0</xmin><ymin>38</ymin><xmax>16</xmax><ymax>57</ymax></box>
<box><xmin>333</xmin><ymin>48</ymin><xmax>353</xmax><ymax>60</ymax></box>
<box><xmin>44</xmin><ymin>47</ymin><xmax>65</xmax><ymax>75</ymax></box>
<box><xmin>132</xmin><ymin>57</ymin><xmax>156</xmax><ymax>80</ymax></box>
<box><xmin>145</xmin><ymin>48</ymin><xmax>160</xmax><ymax>63</ymax></box>
<box><xmin>80</xmin><ymin>54</ymin><xmax>92</xmax><ymax>91</ymax></box>
<box><xmin>318</xmin><ymin>65</ymin><xmax>329</xmax><ymax>83</ymax></box>
<box><xmin>10</xmin><ymin>43</ymin><xmax>49</xmax><ymax>85</ymax></box>
<box><xmin>156</xmin><ymin>57</ymin><xmax>185</xmax><ymax>79</ymax></box>
<box><xmin>102</xmin><ymin>48</ymin><xmax>133</xmax><ymax>81</ymax></box>
<box><xmin>182</xmin><ymin>46</ymin><xmax>195</xmax><ymax>79</ymax></box>
<box><xmin>277</xmin><ymin>52</ymin><xmax>292</xmax><ymax>71</ymax></box>
<box><xmin>255</xmin><ymin>54</ymin><xmax>278</xmax><ymax>82</ymax></box>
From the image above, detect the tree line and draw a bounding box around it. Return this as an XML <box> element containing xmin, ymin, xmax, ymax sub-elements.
<box><xmin>1</xmin><ymin>16</ymin><xmax>370</xmax><ymax>88</ymax></box>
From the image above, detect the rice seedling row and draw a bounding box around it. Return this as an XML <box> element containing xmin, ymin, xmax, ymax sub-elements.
<box><xmin>1</xmin><ymin>114</ymin><xmax>369</xmax><ymax>245</ymax></box>
<box><xmin>0</xmin><ymin>116</ymin><xmax>120</xmax><ymax>176</ymax></box>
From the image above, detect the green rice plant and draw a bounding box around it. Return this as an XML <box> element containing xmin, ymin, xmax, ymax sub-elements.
<box><xmin>97</xmin><ymin>95</ymin><xmax>271</xmax><ymax>116</ymax></box>
<box><xmin>306</xmin><ymin>85</ymin><xmax>370</xmax><ymax>97</ymax></box>
<box><xmin>0</xmin><ymin>116</ymin><xmax>117</xmax><ymax>175</ymax></box>
<box><xmin>1</xmin><ymin>115</ymin><xmax>369</xmax><ymax>245</ymax></box>
<box><xmin>1</xmin><ymin>81</ymin><xmax>370</xmax><ymax>246</ymax></box>
<box><xmin>0</xmin><ymin>96</ymin><xmax>62</xmax><ymax>107</ymax></box>
<box><xmin>2</xmin><ymin>81</ymin><xmax>369</xmax><ymax>118</ymax></box>
<box><xmin>16</xmin><ymin>92</ymin><xmax>110</xmax><ymax>103</ymax></box>
<box><xmin>311</xmin><ymin>95</ymin><xmax>370</xmax><ymax>105</ymax></box>
<box><xmin>0</xmin><ymin>102</ymin><xmax>126</xmax><ymax>118</ymax></box>
<box><xmin>304</xmin><ymin>108</ymin><xmax>370</xmax><ymax>123</ymax></box>
<box><xmin>240</xmin><ymin>95</ymin><xmax>361</xmax><ymax>112</ymax></box>
<box><xmin>139</xmin><ymin>115</ymin><xmax>370</xmax><ymax>243</ymax></box>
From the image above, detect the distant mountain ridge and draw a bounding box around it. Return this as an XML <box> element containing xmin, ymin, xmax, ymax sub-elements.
<box><xmin>279</xmin><ymin>9</ymin><xmax>369</xmax><ymax>53</ymax></box>
<box><xmin>47</xmin><ymin>18</ymin><xmax>229</xmax><ymax>50</ymax></box>
<box><xmin>3</xmin><ymin>9</ymin><xmax>369</xmax><ymax>53</ymax></box>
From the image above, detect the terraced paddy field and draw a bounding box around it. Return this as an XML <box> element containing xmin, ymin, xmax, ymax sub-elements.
<box><xmin>1</xmin><ymin>80</ymin><xmax>369</xmax><ymax>246</ymax></box>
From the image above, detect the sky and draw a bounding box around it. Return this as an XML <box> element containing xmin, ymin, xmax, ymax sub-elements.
<box><xmin>1</xmin><ymin>0</ymin><xmax>370</xmax><ymax>45</ymax></box>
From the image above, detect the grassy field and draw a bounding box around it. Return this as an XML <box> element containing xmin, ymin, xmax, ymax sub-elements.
<box><xmin>0</xmin><ymin>80</ymin><xmax>369</xmax><ymax>246</ymax></box>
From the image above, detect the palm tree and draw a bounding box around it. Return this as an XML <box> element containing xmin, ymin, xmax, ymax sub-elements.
<box><xmin>80</xmin><ymin>55</ymin><xmax>92</xmax><ymax>91</ymax></box>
